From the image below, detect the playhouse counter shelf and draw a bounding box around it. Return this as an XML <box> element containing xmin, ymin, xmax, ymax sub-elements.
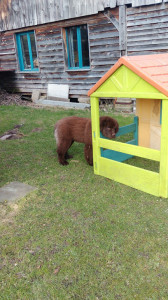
<box><xmin>88</xmin><ymin>53</ymin><xmax>168</xmax><ymax>198</ymax></box>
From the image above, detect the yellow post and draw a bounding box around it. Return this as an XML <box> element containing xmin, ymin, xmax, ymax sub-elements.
<box><xmin>90</xmin><ymin>96</ymin><xmax>100</xmax><ymax>174</ymax></box>
<box><xmin>159</xmin><ymin>99</ymin><xmax>168</xmax><ymax>198</ymax></box>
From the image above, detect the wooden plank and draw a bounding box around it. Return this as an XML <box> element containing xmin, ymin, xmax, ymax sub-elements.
<box><xmin>127</xmin><ymin>44</ymin><xmax>168</xmax><ymax>52</ymax></box>
<box><xmin>127</xmin><ymin>27</ymin><xmax>168</xmax><ymax>38</ymax></box>
<box><xmin>89</xmin><ymin>25</ymin><xmax>119</xmax><ymax>34</ymax></box>
<box><xmin>127</xmin><ymin>23</ymin><xmax>168</xmax><ymax>34</ymax></box>
<box><xmin>89</xmin><ymin>31</ymin><xmax>119</xmax><ymax>39</ymax></box>
<box><xmin>127</xmin><ymin>38</ymin><xmax>168</xmax><ymax>47</ymax></box>
<box><xmin>127</xmin><ymin>15</ymin><xmax>168</xmax><ymax>27</ymax></box>
<box><xmin>90</xmin><ymin>38</ymin><xmax>119</xmax><ymax>47</ymax></box>
<box><xmin>127</xmin><ymin>33</ymin><xmax>168</xmax><ymax>43</ymax></box>
<box><xmin>132</xmin><ymin>0</ymin><xmax>162</xmax><ymax>7</ymax></box>
<box><xmin>117</xmin><ymin>0</ymin><xmax>132</xmax><ymax>4</ymax></box>
<box><xmin>127</xmin><ymin>8</ymin><xmax>168</xmax><ymax>21</ymax></box>
<box><xmin>91</xmin><ymin>59</ymin><xmax>118</xmax><ymax>66</ymax></box>
<box><xmin>127</xmin><ymin>2</ymin><xmax>166</xmax><ymax>15</ymax></box>
<box><xmin>119</xmin><ymin>5</ymin><xmax>127</xmax><ymax>53</ymax></box>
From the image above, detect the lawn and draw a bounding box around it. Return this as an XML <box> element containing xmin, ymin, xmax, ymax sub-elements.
<box><xmin>0</xmin><ymin>105</ymin><xmax>168</xmax><ymax>300</ymax></box>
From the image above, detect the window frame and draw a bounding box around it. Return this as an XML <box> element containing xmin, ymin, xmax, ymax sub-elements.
<box><xmin>65</xmin><ymin>25</ymin><xmax>90</xmax><ymax>70</ymax></box>
<box><xmin>16</xmin><ymin>31</ymin><xmax>39</xmax><ymax>72</ymax></box>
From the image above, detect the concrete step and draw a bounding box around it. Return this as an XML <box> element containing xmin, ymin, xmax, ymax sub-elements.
<box><xmin>34</xmin><ymin>99</ymin><xmax>90</xmax><ymax>110</ymax></box>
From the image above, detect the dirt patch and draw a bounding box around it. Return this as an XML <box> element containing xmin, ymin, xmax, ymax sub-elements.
<box><xmin>0</xmin><ymin>124</ymin><xmax>24</xmax><ymax>140</ymax></box>
<box><xmin>31</xmin><ymin>127</ymin><xmax>43</xmax><ymax>133</ymax></box>
<box><xmin>0</xmin><ymin>203</ymin><xmax>19</xmax><ymax>224</ymax></box>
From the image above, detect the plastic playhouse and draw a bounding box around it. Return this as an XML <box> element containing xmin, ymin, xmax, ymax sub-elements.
<box><xmin>88</xmin><ymin>53</ymin><xmax>168</xmax><ymax>198</ymax></box>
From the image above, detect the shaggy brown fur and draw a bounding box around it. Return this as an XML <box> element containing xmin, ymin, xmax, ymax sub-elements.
<box><xmin>54</xmin><ymin>116</ymin><xmax>119</xmax><ymax>165</ymax></box>
<box><xmin>84</xmin><ymin>144</ymin><xmax>93</xmax><ymax>166</ymax></box>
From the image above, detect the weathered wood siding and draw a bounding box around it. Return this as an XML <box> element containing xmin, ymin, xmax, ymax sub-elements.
<box><xmin>132</xmin><ymin>0</ymin><xmax>162</xmax><ymax>7</ymax></box>
<box><xmin>1</xmin><ymin>0</ymin><xmax>168</xmax><ymax>99</ymax></box>
<box><xmin>1</xmin><ymin>0</ymin><xmax>163</xmax><ymax>32</ymax></box>
<box><xmin>127</xmin><ymin>2</ymin><xmax>168</xmax><ymax>55</ymax></box>
<box><xmin>0</xmin><ymin>32</ymin><xmax>17</xmax><ymax>71</ymax></box>
<box><xmin>0</xmin><ymin>0</ymin><xmax>118</xmax><ymax>32</ymax></box>
<box><xmin>0</xmin><ymin>10</ymin><xmax>120</xmax><ymax>98</ymax></box>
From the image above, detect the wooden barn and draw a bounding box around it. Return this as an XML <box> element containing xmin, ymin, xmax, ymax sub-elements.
<box><xmin>1</xmin><ymin>0</ymin><xmax>168</xmax><ymax>106</ymax></box>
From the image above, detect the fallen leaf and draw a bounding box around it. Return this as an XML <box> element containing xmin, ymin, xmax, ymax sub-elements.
<box><xmin>31</xmin><ymin>127</ymin><xmax>43</xmax><ymax>132</ymax></box>
<box><xmin>37</xmin><ymin>265</ymin><xmax>42</xmax><ymax>269</ymax></box>
<box><xmin>54</xmin><ymin>267</ymin><xmax>61</xmax><ymax>275</ymax></box>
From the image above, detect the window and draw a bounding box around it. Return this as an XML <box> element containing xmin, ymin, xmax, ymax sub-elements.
<box><xmin>66</xmin><ymin>25</ymin><xmax>90</xmax><ymax>69</ymax></box>
<box><xmin>16</xmin><ymin>31</ymin><xmax>39</xmax><ymax>71</ymax></box>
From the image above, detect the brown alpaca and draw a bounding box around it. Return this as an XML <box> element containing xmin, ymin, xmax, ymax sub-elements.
<box><xmin>54</xmin><ymin>116</ymin><xmax>119</xmax><ymax>165</ymax></box>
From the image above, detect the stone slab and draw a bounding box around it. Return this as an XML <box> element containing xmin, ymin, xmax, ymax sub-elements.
<box><xmin>47</xmin><ymin>84</ymin><xmax>69</xmax><ymax>101</ymax></box>
<box><xmin>35</xmin><ymin>99</ymin><xmax>90</xmax><ymax>110</ymax></box>
<box><xmin>32</xmin><ymin>90</ymin><xmax>41</xmax><ymax>102</ymax></box>
<box><xmin>0</xmin><ymin>182</ymin><xmax>37</xmax><ymax>203</ymax></box>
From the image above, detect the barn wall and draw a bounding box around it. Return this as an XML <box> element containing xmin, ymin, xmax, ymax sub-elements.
<box><xmin>0</xmin><ymin>9</ymin><xmax>120</xmax><ymax>98</ymax></box>
<box><xmin>127</xmin><ymin>2</ymin><xmax>168</xmax><ymax>55</ymax></box>
<box><xmin>0</xmin><ymin>0</ymin><xmax>162</xmax><ymax>33</ymax></box>
<box><xmin>2</xmin><ymin>1</ymin><xmax>168</xmax><ymax>100</ymax></box>
<box><xmin>0</xmin><ymin>0</ymin><xmax>118</xmax><ymax>32</ymax></box>
<box><xmin>0</xmin><ymin>32</ymin><xmax>17</xmax><ymax>71</ymax></box>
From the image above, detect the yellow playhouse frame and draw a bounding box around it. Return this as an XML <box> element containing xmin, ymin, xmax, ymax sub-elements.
<box><xmin>88</xmin><ymin>55</ymin><xmax>168</xmax><ymax>198</ymax></box>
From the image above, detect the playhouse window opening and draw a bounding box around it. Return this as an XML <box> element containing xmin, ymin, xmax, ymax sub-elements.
<box><xmin>115</xmin><ymin>132</ymin><xmax>134</xmax><ymax>143</ymax></box>
<box><xmin>100</xmin><ymin>148</ymin><xmax>160</xmax><ymax>173</ymax></box>
<box><xmin>16</xmin><ymin>31</ymin><xmax>39</xmax><ymax>72</ymax></box>
<box><xmin>125</xmin><ymin>156</ymin><xmax>160</xmax><ymax>173</ymax></box>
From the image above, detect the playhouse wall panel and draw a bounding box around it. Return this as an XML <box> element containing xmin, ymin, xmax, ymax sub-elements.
<box><xmin>98</xmin><ymin>156</ymin><xmax>160</xmax><ymax>196</ymax></box>
<box><xmin>150</xmin><ymin>125</ymin><xmax>161</xmax><ymax>150</ymax></box>
<box><xmin>136</xmin><ymin>98</ymin><xmax>161</xmax><ymax>150</ymax></box>
<box><xmin>137</xmin><ymin>122</ymin><xmax>150</xmax><ymax>148</ymax></box>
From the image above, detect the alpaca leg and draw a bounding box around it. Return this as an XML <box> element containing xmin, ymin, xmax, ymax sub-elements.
<box><xmin>84</xmin><ymin>144</ymin><xmax>93</xmax><ymax>166</ymax></box>
<box><xmin>57</xmin><ymin>140</ymin><xmax>73</xmax><ymax>165</ymax></box>
<box><xmin>65</xmin><ymin>141</ymin><xmax>74</xmax><ymax>159</ymax></box>
<box><xmin>65</xmin><ymin>152</ymin><xmax>73</xmax><ymax>159</ymax></box>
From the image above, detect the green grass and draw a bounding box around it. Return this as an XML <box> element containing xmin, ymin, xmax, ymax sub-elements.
<box><xmin>0</xmin><ymin>105</ymin><xmax>168</xmax><ymax>300</ymax></box>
